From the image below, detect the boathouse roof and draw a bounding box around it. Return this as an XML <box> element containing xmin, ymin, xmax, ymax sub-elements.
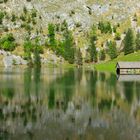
<box><xmin>116</xmin><ymin>62</ymin><xmax>140</xmax><ymax>69</ymax></box>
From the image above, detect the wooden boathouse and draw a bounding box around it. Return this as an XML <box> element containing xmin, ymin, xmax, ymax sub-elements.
<box><xmin>116</xmin><ymin>62</ymin><xmax>140</xmax><ymax>75</ymax></box>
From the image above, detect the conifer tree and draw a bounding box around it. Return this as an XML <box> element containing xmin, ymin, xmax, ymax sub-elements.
<box><xmin>63</xmin><ymin>28</ymin><xmax>75</xmax><ymax>64</ymax></box>
<box><xmin>34</xmin><ymin>38</ymin><xmax>41</xmax><ymax>67</ymax></box>
<box><xmin>108</xmin><ymin>41</ymin><xmax>118</xmax><ymax>60</ymax></box>
<box><xmin>89</xmin><ymin>25</ymin><xmax>98</xmax><ymax>62</ymax></box>
<box><xmin>135</xmin><ymin>31</ymin><xmax>140</xmax><ymax>51</ymax></box>
<box><xmin>76</xmin><ymin>48</ymin><xmax>83</xmax><ymax>66</ymax></box>
<box><xmin>48</xmin><ymin>23</ymin><xmax>56</xmax><ymax>49</ymax></box>
<box><xmin>99</xmin><ymin>49</ymin><xmax>106</xmax><ymax>61</ymax></box>
<box><xmin>124</xmin><ymin>28</ymin><xmax>135</xmax><ymax>55</ymax></box>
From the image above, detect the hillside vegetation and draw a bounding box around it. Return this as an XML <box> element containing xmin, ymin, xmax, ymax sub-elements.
<box><xmin>0</xmin><ymin>0</ymin><xmax>140</xmax><ymax>67</ymax></box>
<box><xmin>95</xmin><ymin>51</ymin><xmax>140</xmax><ymax>73</ymax></box>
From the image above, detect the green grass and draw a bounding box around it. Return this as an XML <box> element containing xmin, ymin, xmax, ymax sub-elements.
<box><xmin>94</xmin><ymin>51</ymin><xmax>140</xmax><ymax>73</ymax></box>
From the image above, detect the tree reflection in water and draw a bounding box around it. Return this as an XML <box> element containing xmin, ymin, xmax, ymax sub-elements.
<box><xmin>0</xmin><ymin>68</ymin><xmax>140</xmax><ymax>140</ymax></box>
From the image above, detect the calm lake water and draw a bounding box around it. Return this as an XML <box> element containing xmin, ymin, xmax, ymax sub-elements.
<box><xmin>0</xmin><ymin>67</ymin><xmax>140</xmax><ymax>140</ymax></box>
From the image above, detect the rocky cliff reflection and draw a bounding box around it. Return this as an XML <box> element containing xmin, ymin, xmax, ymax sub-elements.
<box><xmin>0</xmin><ymin>68</ymin><xmax>140</xmax><ymax>140</ymax></box>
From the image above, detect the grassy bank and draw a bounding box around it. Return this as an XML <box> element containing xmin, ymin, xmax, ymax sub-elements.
<box><xmin>94</xmin><ymin>51</ymin><xmax>140</xmax><ymax>73</ymax></box>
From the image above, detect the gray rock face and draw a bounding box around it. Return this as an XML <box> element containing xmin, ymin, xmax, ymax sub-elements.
<box><xmin>1</xmin><ymin>0</ymin><xmax>140</xmax><ymax>31</ymax></box>
<box><xmin>2</xmin><ymin>51</ymin><xmax>28</xmax><ymax>67</ymax></box>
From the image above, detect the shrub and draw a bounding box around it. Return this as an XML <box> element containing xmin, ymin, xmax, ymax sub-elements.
<box><xmin>31</xmin><ymin>9</ymin><xmax>37</xmax><ymax>18</ymax></box>
<box><xmin>20</xmin><ymin>14</ymin><xmax>26</xmax><ymax>21</ymax></box>
<box><xmin>69</xmin><ymin>10</ymin><xmax>75</xmax><ymax>16</ymax></box>
<box><xmin>0</xmin><ymin>11</ymin><xmax>4</xmax><ymax>24</ymax></box>
<box><xmin>75</xmin><ymin>22</ymin><xmax>82</xmax><ymax>28</ymax></box>
<box><xmin>0</xmin><ymin>33</ymin><xmax>16</xmax><ymax>51</ymax></box>
<box><xmin>11</xmin><ymin>13</ymin><xmax>16</xmax><ymax>22</ymax></box>
<box><xmin>21</xmin><ymin>23</ymin><xmax>32</xmax><ymax>31</ymax></box>
<box><xmin>115</xmin><ymin>32</ymin><xmax>121</xmax><ymax>40</ymax></box>
<box><xmin>98</xmin><ymin>21</ymin><xmax>112</xmax><ymax>34</ymax></box>
<box><xmin>23</xmin><ymin>6</ymin><xmax>27</xmax><ymax>15</ymax></box>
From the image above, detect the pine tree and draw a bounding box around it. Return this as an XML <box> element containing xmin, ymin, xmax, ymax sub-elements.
<box><xmin>63</xmin><ymin>29</ymin><xmax>75</xmax><ymax>64</ymax></box>
<box><xmin>108</xmin><ymin>41</ymin><xmax>118</xmax><ymax>60</ymax></box>
<box><xmin>33</xmin><ymin>39</ymin><xmax>41</xmax><ymax>68</ymax></box>
<box><xmin>124</xmin><ymin>28</ymin><xmax>135</xmax><ymax>55</ymax></box>
<box><xmin>99</xmin><ymin>49</ymin><xmax>106</xmax><ymax>61</ymax></box>
<box><xmin>89</xmin><ymin>25</ymin><xmax>98</xmax><ymax>62</ymax></box>
<box><xmin>0</xmin><ymin>11</ymin><xmax>4</xmax><ymax>24</ymax></box>
<box><xmin>135</xmin><ymin>31</ymin><xmax>140</xmax><ymax>51</ymax></box>
<box><xmin>76</xmin><ymin>48</ymin><xmax>83</xmax><ymax>66</ymax></box>
<box><xmin>48</xmin><ymin>23</ymin><xmax>56</xmax><ymax>49</ymax></box>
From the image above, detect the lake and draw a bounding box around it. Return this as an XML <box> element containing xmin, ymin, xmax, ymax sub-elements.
<box><xmin>0</xmin><ymin>67</ymin><xmax>140</xmax><ymax>140</ymax></box>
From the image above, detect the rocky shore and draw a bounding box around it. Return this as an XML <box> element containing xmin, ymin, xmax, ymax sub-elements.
<box><xmin>0</xmin><ymin>50</ymin><xmax>64</xmax><ymax>67</ymax></box>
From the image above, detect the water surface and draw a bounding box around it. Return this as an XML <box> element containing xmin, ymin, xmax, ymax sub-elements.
<box><xmin>0</xmin><ymin>67</ymin><xmax>140</xmax><ymax>140</ymax></box>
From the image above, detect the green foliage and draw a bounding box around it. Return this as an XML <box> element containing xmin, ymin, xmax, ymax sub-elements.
<box><xmin>11</xmin><ymin>13</ymin><xmax>16</xmax><ymax>22</ymax></box>
<box><xmin>55</xmin><ymin>23</ymin><xmax>60</xmax><ymax>32</ymax></box>
<box><xmin>69</xmin><ymin>10</ymin><xmax>75</xmax><ymax>17</ymax></box>
<box><xmin>88</xmin><ymin>10</ymin><xmax>92</xmax><ymax>15</ymax></box>
<box><xmin>4</xmin><ymin>0</ymin><xmax>8</xmax><ymax>3</ymax></box>
<box><xmin>48</xmin><ymin>23</ymin><xmax>56</xmax><ymax>48</ymax></box>
<box><xmin>108</xmin><ymin>41</ymin><xmax>118</xmax><ymax>60</ymax></box>
<box><xmin>0</xmin><ymin>33</ymin><xmax>16</xmax><ymax>51</ymax></box>
<box><xmin>21</xmin><ymin>23</ymin><xmax>32</xmax><ymax>31</ymax></box>
<box><xmin>31</xmin><ymin>9</ymin><xmax>37</xmax><ymax>18</ymax></box>
<box><xmin>24</xmin><ymin>40</ymin><xmax>34</xmax><ymax>52</ymax></box>
<box><xmin>48</xmin><ymin>21</ymin><xmax>75</xmax><ymax>64</ymax></box>
<box><xmin>0</xmin><ymin>11</ymin><xmax>4</xmax><ymax>24</ymax></box>
<box><xmin>27</xmin><ymin>16</ymin><xmax>31</xmax><ymax>23</ymax></box>
<box><xmin>23</xmin><ymin>38</ymin><xmax>42</xmax><ymax>67</ymax></box>
<box><xmin>135</xmin><ymin>31</ymin><xmax>140</xmax><ymax>51</ymax></box>
<box><xmin>32</xmin><ymin>18</ymin><xmax>36</xmax><ymax>25</ymax></box>
<box><xmin>33</xmin><ymin>39</ymin><xmax>41</xmax><ymax>67</ymax></box>
<box><xmin>95</xmin><ymin>51</ymin><xmax>140</xmax><ymax>73</ymax></box>
<box><xmin>20</xmin><ymin>14</ymin><xmax>26</xmax><ymax>21</ymax></box>
<box><xmin>98</xmin><ymin>21</ymin><xmax>112</xmax><ymax>34</ymax></box>
<box><xmin>63</xmin><ymin>29</ymin><xmax>75</xmax><ymax>64</ymax></box>
<box><xmin>113</xmin><ymin>25</ymin><xmax>117</xmax><ymax>33</ymax></box>
<box><xmin>61</xmin><ymin>20</ymin><xmax>68</xmax><ymax>31</ymax></box>
<box><xmin>54</xmin><ymin>41</ymin><xmax>65</xmax><ymax>56</ymax></box>
<box><xmin>89</xmin><ymin>25</ymin><xmax>98</xmax><ymax>62</ymax></box>
<box><xmin>23</xmin><ymin>40</ymin><xmax>33</xmax><ymax>65</ymax></box>
<box><xmin>48</xmin><ymin>88</ymin><xmax>55</xmax><ymax>109</ymax></box>
<box><xmin>115</xmin><ymin>32</ymin><xmax>121</xmax><ymax>40</ymax></box>
<box><xmin>124</xmin><ymin>28</ymin><xmax>135</xmax><ymax>55</ymax></box>
<box><xmin>99</xmin><ymin>49</ymin><xmax>106</xmax><ymax>61</ymax></box>
<box><xmin>76</xmin><ymin>48</ymin><xmax>83</xmax><ymax>66</ymax></box>
<box><xmin>23</xmin><ymin>6</ymin><xmax>27</xmax><ymax>15</ymax></box>
<box><xmin>75</xmin><ymin>22</ymin><xmax>82</xmax><ymax>28</ymax></box>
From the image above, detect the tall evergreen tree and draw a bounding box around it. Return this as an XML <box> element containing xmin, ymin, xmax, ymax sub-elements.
<box><xmin>0</xmin><ymin>11</ymin><xmax>4</xmax><ymax>24</ymax></box>
<box><xmin>135</xmin><ymin>31</ymin><xmax>140</xmax><ymax>51</ymax></box>
<box><xmin>89</xmin><ymin>25</ymin><xmax>98</xmax><ymax>62</ymax></box>
<box><xmin>99</xmin><ymin>49</ymin><xmax>106</xmax><ymax>61</ymax></box>
<box><xmin>23</xmin><ymin>39</ymin><xmax>33</xmax><ymax>66</ymax></box>
<box><xmin>63</xmin><ymin>29</ymin><xmax>75</xmax><ymax>64</ymax></box>
<box><xmin>108</xmin><ymin>41</ymin><xmax>118</xmax><ymax>60</ymax></box>
<box><xmin>48</xmin><ymin>23</ymin><xmax>56</xmax><ymax>49</ymax></box>
<box><xmin>124</xmin><ymin>28</ymin><xmax>135</xmax><ymax>55</ymax></box>
<box><xmin>76</xmin><ymin>48</ymin><xmax>83</xmax><ymax>66</ymax></box>
<box><xmin>33</xmin><ymin>39</ymin><xmax>41</xmax><ymax>67</ymax></box>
